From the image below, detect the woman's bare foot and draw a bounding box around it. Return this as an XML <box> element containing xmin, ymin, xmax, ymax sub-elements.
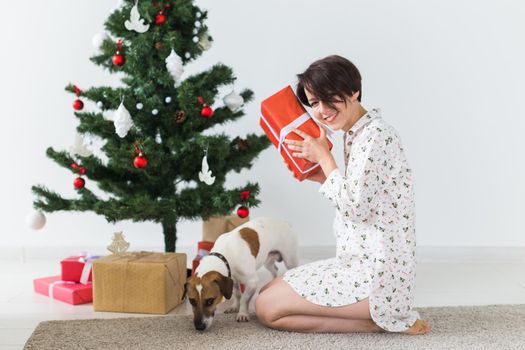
<box><xmin>403</xmin><ymin>319</ymin><xmax>431</xmax><ymax>335</ymax></box>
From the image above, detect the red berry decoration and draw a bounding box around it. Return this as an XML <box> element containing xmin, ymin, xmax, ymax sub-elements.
<box><xmin>155</xmin><ymin>10</ymin><xmax>166</xmax><ymax>25</ymax></box>
<box><xmin>112</xmin><ymin>39</ymin><xmax>125</xmax><ymax>66</ymax></box>
<box><xmin>201</xmin><ymin>106</ymin><xmax>214</xmax><ymax>118</ymax></box>
<box><xmin>72</xmin><ymin>99</ymin><xmax>84</xmax><ymax>110</ymax></box>
<box><xmin>72</xmin><ymin>85</ymin><xmax>83</xmax><ymax>110</ymax></box>
<box><xmin>112</xmin><ymin>54</ymin><xmax>125</xmax><ymax>66</ymax></box>
<box><xmin>133</xmin><ymin>145</ymin><xmax>148</xmax><ymax>169</ymax></box>
<box><xmin>237</xmin><ymin>206</ymin><xmax>249</xmax><ymax>218</ymax></box>
<box><xmin>198</xmin><ymin>96</ymin><xmax>214</xmax><ymax>118</ymax></box>
<box><xmin>73</xmin><ymin>177</ymin><xmax>85</xmax><ymax>189</ymax></box>
<box><xmin>71</xmin><ymin>162</ymin><xmax>86</xmax><ymax>189</ymax></box>
<box><xmin>134</xmin><ymin>152</ymin><xmax>148</xmax><ymax>169</ymax></box>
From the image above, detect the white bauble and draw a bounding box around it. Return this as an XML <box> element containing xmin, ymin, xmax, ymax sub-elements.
<box><xmin>165</xmin><ymin>96</ymin><xmax>172</xmax><ymax>103</ymax></box>
<box><xmin>165</xmin><ymin>49</ymin><xmax>184</xmax><ymax>84</ymax></box>
<box><xmin>96</xmin><ymin>101</ymin><xmax>104</xmax><ymax>108</ymax></box>
<box><xmin>26</xmin><ymin>210</ymin><xmax>46</xmax><ymax>230</ymax></box>
<box><xmin>192</xmin><ymin>36</ymin><xmax>199</xmax><ymax>43</ymax></box>
<box><xmin>92</xmin><ymin>32</ymin><xmax>108</xmax><ymax>50</ymax></box>
<box><xmin>223</xmin><ymin>90</ymin><xmax>244</xmax><ymax>112</ymax></box>
<box><xmin>151</xmin><ymin>109</ymin><xmax>159</xmax><ymax>115</ymax></box>
<box><xmin>136</xmin><ymin>103</ymin><xmax>143</xmax><ymax>110</ymax></box>
<box><xmin>113</xmin><ymin>102</ymin><xmax>134</xmax><ymax>138</ymax></box>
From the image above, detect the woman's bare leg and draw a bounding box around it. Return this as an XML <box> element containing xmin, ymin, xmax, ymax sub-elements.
<box><xmin>256</xmin><ymin>277</ymin><xmax>430</xmax><ymax>334</ymax></box>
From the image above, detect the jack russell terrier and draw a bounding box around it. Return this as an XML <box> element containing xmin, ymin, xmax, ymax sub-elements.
<box><xmin>185</xmin><ymin>217</ymin><xmax>298</xmax><ymax>331</ymax></box>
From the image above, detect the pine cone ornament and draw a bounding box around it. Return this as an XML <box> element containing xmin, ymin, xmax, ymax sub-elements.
<box><xmin>175</xmin><ymin>110</ymin><xmax>187</xmax><ymax>124</ymax></box>
<box><xmin>236</xmin><ymin>137</ymin><xmax>249</xmax><ymax>151</ymax></box>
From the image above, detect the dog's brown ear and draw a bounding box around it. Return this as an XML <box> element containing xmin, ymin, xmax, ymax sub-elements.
<box><xmin>214</xmin><ymin>273</ymin><xmax>234</xmax><ymax>300</ymax></box>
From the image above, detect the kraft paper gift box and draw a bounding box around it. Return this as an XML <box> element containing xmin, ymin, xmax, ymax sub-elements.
<box><xmin>61</xmin><ymin>255</ymin><xmax>102</xmax><ymax>284</ymax></box>
<box><xmin>260</xmin><ymin>85</ymin><xmax>333</xmax><ymax>181</ymax></box>
<box><xmin>92</xmin><ymin>251</ymin><xmax>186</xmax><ymax>314</ymax></box>
<box><xmin>33</xmin><ymin>276</ymin><xmax>93</xmax><ymax>305</ymax></box>
<box><xmin>202</xmin><ymin>214</ymin><xmax>249</xmax><ymax>242</ymax></box>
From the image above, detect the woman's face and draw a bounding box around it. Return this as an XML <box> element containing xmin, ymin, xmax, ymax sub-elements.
<box><xmin>304</xmin><ymin>88</ymin><xmax>360</xmax><ymax>131</ymax></box>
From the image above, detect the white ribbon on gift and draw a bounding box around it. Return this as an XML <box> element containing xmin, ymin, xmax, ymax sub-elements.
<box><xmin>78</xmin><ymin>253</ymin><xmax>102</xmax><ymax>285</ymax></box>
<box><xmin>48</xmin><ymin>280</ymin><xmax>76</xmax><ymax>300</ymax></box>
<box><xmin>260</xmin><ymin>112</ymin><xmax>333</xmax><ymax>175</ymax></box>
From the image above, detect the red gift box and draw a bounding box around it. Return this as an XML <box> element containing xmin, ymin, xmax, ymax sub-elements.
<box><xmin>260</xmin><ymin>85</ymin><xmax>333</xmax><ymax>181</ymax></box>
<box><xmin>192</xmin><ymin>241</ymin><xmax>245</xmax><ymax>293</ymax></box>
<box><xmin>192</xmin><ymin>241</ymin><xmax>215</xmax><ymax>276</ymax></box>
<box><xmin>33</xmin><ymin>276</ymin><xmax>93</xmax><ymax>305</ymax></box>
<box><xmin>61</xmin><ymin>255</ymin><xmax>98</xmax><ymax>283</ymax></box>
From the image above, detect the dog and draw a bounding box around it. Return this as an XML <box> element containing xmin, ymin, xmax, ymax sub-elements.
<box><xmin>185</xmin><ymin>217</ymin><xmax>298</xmax><ymax>331</ymax></box>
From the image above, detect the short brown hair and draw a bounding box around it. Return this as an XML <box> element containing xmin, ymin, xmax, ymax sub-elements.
<box><xmin>296</xmin><ymin>55</ymin><xmax>362</xmax><ymax>109</ymax></box>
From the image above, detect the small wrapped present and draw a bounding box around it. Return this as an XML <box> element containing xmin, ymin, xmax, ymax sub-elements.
<box><xmin>202</xmin><ymin>215</ymin><xmax>249</xmax><ymax>242</ymax></box>
<box><xmin>260</xmin><ymin>85</ymin><xmax>333</xmax><ymax>181</ymax></box>
<box><xmin>60</xmin><ymin>254</ymin><xmax>102</xmax><ymax>284</ymax></box>
<box><xmin>92</xmin><ymin>251</ymin><xmax>187</xmax><ymax>314</ymax></box>
<box><xmin>192</xmin><ymin>241</ymin><xmax>214</xmax><ymax>275</ymax></box>
<box><xmin>33</xmin><ymin>276</ymin><xmax>93</xmax><ymax>305</ymax></box>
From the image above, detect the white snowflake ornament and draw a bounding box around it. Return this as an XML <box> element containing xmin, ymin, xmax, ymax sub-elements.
<box><xmin>124</xmin><ymin>1</ymin><xmax>150</xmax><ymax>33</ymax></box>
<box><xmin>165</xmin><ymin>49</ymin><xmax>184</xmax><ymax>85</ymax></box>
<box><xmin>113</xmin><ymin>102</ymin><xmax>134</xmax><ymax>138</ymax></box>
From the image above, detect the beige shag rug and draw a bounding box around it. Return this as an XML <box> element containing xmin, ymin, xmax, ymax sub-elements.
<box><xmin>24</xmin><ymin>304</ymin><xmax>525</xmax><ymax>350</ymax></box>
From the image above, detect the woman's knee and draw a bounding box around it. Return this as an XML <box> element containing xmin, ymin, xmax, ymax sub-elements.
<box><xmin>255</xmin><ymin>289</ymin><xmax>280</xmax><ymax>325</ymax></box>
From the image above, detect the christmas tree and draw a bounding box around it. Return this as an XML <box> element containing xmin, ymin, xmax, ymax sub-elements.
<box><xmin>31</xmin><ymin>0</ymin><xmax>270</xmax><ymax>252</ymax></box>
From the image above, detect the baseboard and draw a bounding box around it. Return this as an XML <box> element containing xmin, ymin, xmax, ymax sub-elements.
<box><xmin>0</xmin><ymin>245</ymin><xmax>524</xmax><ymax>264</ymax></box>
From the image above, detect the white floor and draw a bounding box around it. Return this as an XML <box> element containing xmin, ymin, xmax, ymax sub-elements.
<box><xmin>1</xmin><ymin>255</ymin><xmax>525</xmax><ymax>349</ymax></box>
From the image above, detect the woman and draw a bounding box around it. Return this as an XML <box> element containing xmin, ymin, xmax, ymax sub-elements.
<box><xmin>255</xmin><ymin>55</ymin><xmax>430</xmax><ymax>335</ymax></box>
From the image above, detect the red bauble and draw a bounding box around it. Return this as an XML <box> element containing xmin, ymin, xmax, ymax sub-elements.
<box><xmin>112</xmin><ymin>53</ymin><xmax>125</xmax><ymax>66</ymax></box>
<box><xmin>155</xmin><ymin>13</ymin><xmax>166</xmax><ymax>25</ymax></box>
<box><xmin>237</xmin><ymin>206</ymin><xmax>249</xmax><ymax>219</ymax></box>
<box><xmin>73</xmin><ymin>177</ymin><xmax>85</xmax><ymax>189</ymax></box>
<box><xmin>134</xmin><ymin>153</ymin><xmax>148</xmax><ymax>169</ymax></box>
<box><xmin>201</xmin><ymin>106</ymin><xmax>214</xmax><ymax>118</ymax></box>
<box><xmin>72</xmin><ymin>99</ymin><xmax>84</xmax><ymax>110</ymax></box>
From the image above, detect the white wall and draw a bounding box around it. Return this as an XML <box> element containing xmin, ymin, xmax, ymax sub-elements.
<box><xmin>2</xmin><ymin>0</ymin><xmax>524</xmax><ymax>251</ymax></box>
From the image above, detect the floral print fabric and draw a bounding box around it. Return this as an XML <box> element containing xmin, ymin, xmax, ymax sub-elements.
<box><xmin>283</xmin><ymin>108</ymin><xmax>419</xmax><ymax>332</ymax></box>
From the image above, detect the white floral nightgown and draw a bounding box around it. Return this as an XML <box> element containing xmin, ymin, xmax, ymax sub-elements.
<box><xmin>283</xmin><ymin>108</ymin><xmax>420</xmax><ymax>332</ymax></box>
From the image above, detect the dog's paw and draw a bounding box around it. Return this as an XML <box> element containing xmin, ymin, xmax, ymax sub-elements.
<box><xmin>224</xmin><ymin>306</ymin><xmax>239</xmax><ymax>314</ymax></box>
<box><xmin>236</xmin><ymin>312</ymin><xmax>250</xmax><ymax>322</ymax></box>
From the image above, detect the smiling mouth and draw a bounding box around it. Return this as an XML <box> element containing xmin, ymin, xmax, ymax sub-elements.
<box><xmin>324</xmin><ymin>113</ymin><xmax>338</xmax><ymax>123</ymax></box>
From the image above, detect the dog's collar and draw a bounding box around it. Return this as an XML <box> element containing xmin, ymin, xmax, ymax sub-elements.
<box><xmin>208</xmin><ymin>252</ymin><xmax>231</xmax><ymax>278</ymax></box>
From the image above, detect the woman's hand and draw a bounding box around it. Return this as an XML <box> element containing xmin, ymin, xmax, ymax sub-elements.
<box><xmin>284</xmin><ymin>127</ymin><xmax>338</xmax><ymax>178</ymax></box>
<box><xmin>284</xmin><ymin>127</ymin><xmax>330</xmax><ymax>164</ymax></box>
